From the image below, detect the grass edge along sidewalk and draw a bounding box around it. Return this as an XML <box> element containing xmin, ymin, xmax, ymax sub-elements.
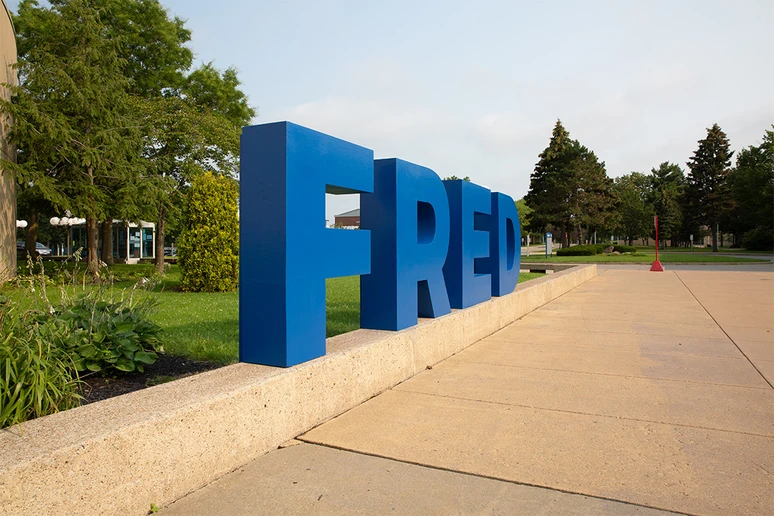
<box><xmin>520</xmin><ymin>252</ymin><xmax>769</xmax><ymax>264</ymax></box>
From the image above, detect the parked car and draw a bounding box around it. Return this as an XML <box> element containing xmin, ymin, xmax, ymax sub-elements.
<box><xmin>16</xmin><ymin>241</ymin><xmax>52</xmax><ymax>256</ymax></box>
<box><xmin>163</xmin><ymin>246</ymin><xmax>177</xmax><ymax>256</ymax></box>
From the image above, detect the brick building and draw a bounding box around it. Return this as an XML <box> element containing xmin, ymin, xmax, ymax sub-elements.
<box><xmin>334</xmin><ymin>208</ymin><xmax>360</xmax><ymax>228</ymax></box>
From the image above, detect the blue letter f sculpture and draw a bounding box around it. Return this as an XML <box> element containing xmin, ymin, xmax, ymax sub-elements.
<box><xmin>239</xmin><ymin>122</ymin><xmax>373</xmax><ymax>367</ymax></box>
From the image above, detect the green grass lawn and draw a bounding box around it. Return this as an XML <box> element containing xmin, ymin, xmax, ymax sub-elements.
<box><xmin>4</xmin><ymin>263</ymin><xmax>545</xmax><ymax>365</ymax></box>
<box><xmin>633</xmin><ymin>246</ymin><xmax>772</xmax><ymax>254</ymax></box>
<box><xmin>521</xmin><ymin>252</ymin><xmax>769</xmax><ymax>263</ymax></box>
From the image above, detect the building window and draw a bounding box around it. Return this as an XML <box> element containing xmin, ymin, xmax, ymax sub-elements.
<box><xmin>142</xmin><ymin>228</ymin><xmax>153</xmax><ymax>258</ymax></box>
<box><xmin>129</xmin><ymin>227</ymin><xmax>141</xmax><ymax>258</ymax></box>
<box><xmin>113</xmin><ymin>225</ymin><xmax>127</xmax><ymax>260</ymax></box>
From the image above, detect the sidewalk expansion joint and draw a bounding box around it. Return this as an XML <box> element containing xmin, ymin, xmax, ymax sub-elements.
<box><xmin>674</xmin><ymin>271</ymin><xmax>774</xmax><ymax>390</ymax></box>
<box><xmin>480</xmin><ymin>340</ymin><xmax>752</xmax><ymax>360</ymax></box>
<box><xmin>393</xmin><ymin>388</ymin><xmax>774</xmax><ymax>439</ymax></box>
<box><xmin>294</xmin><ymin>439</ymin><xmax>692</xmax><ymax>516</ymax></box>
<box><xmin>458</xmin><ymin>360</ymin><xmax>773</xmax><ymax>390</ymax></box>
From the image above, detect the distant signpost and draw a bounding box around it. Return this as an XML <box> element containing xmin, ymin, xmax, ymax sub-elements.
<box><xmin>545</xmin><ymin>232</ymin><xmax>553</xmax><ymax>258</ymax></box>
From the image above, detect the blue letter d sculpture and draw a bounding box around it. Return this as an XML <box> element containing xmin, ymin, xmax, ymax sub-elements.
<box><xmin>239</xmin><ymin>122</ymin><xmax>373</xmax><ymax>367</ymax></box>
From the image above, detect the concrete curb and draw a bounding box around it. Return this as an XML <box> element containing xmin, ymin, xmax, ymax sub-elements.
<box><xmin>0</xmin><ymin>264</ymin><xmax>596</xmax><ymax>516</ymax></box>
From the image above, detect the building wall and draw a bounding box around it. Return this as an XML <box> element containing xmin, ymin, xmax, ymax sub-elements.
<box><xmin>0</xmin><ymin>0</ymin><xmax>16</xmax><ymax>280</ymax></box>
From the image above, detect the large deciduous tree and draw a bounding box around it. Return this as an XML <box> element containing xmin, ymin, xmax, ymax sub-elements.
<box><xmin>729</xmin><ymin>126</ymin><xmax>774</xmax><ymax>249</ymax></box>
<box><xmin>4</xmin><ymin>0</ymin><xmax>255</xmax><ymax>276</ymax></box>
<box><xmin>144</xmin><ymin>63</ymin><xmax>254</xmax><ymax>274</ymax></box>
<box><xmin>648</xmin><ymin>162</ymin><xmax>685</xmax><ymax>247</ymax></box>
<box><xmin>515</xmin><ymin>198</ymin><xmax>533</xmax><ymax>242</ymax></box>
<box><xmin>685</xmin><ymin>124</ymin><xmax>734</xmax><ymax>252</ymax></box>
<box><xmin>613</xmin><ymin>172</ymin><xmax>652</xmax><ymax>246</ymax></box>
<box><xmin>3</xmin><ymin>0</ymin><xmax>143</xmax><ymax>275</ymax></box>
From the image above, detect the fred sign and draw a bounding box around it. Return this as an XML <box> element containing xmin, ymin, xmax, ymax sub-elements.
<box><xmin>240</xmin><ymin>122</ymin><xmax>520</xmax><ymax>367</ymax></box>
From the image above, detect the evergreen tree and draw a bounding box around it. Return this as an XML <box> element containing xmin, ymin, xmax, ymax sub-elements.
<box><xmin>685</xmin><ymin>124</ymin><xmax>734</xmax><ymax>252</ymax></box>
<box><xmin>525</xmin><ymin>120</ymin><xmax>615</xmax><ymax>246</ymax></box>
<box><xmin>178</xmin><ymin>172</ymin><xmax>239</xmax><ymax>292</ymax></box>
<box><xmin>569</xmin><ymin>142</ymin><xmax>616</xmax><ymax>241</ymax></box>
<box><xmin>649</xmin><ymin>162</ymin><xmax>685</xmax><ymax>247</ymax></box>
<box><xmin>524</xmin><ymin>120</ymin><xmax>573</xmax><ymax>247</ymax></box>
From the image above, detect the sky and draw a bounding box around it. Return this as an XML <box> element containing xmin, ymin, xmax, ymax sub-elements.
<box><xmin>7</xmin><ymin>0</ymin><xmax>774</xmax><ymax>223</ymax></box>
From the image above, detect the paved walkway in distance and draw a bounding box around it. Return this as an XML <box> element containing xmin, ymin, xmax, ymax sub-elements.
<box><xmin>162</xmin><ymin>271</ymin><xmax>773</xmax><ymax>515</ymax></box>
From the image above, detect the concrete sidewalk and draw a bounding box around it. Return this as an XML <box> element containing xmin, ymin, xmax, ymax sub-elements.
<box><xmin>163</xmin><ymin>271</ymin><xmax>773</xmax><ymax>515</ymax></box>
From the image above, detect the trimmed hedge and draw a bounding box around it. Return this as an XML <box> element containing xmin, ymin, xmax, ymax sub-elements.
<box><xmin>556</xmin><ymin>244</ymin><xmax>604</xmax><ymax>256</ymax></box>
<box><xmin>555</xmin><ymin>244</ymin><xmax>638</xmax><ymax>256</ymax></box>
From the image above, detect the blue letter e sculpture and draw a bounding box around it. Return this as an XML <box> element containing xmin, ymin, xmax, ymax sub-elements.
<box><xmin>443</xmin><ymin>180</ymin><xmax>492</xmax><ymax>308</ymax></box>
<box><xmin>239</xmin><ymin>122</ymin><xmax>372</xmax><ymax>367</ymax></box>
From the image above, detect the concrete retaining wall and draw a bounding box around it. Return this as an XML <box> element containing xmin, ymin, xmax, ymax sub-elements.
<box><xmin>0</xmin><ymin>264</ymin><xmax>596</xmax><ymax>515</ymax></box>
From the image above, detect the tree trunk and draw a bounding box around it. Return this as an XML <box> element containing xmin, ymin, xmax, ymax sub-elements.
<box><xmin>155</xmin><ymin>206</ymin><xmax>166</xmax><ymax>275</ymax></box>
<box><xmin>628</xmin><ymin>236</ymin><xmax>633</xmax><ymax>246</ymax></box>
<box><xmin>560</xmin><ymin>224</ymin><xmax>568</xmax><ymax>248</ymax></box>
<box><xmin>86</xmin><ymin>216</ymin><xmax>100</xmax><ymax>277</ymax></box>
<box><xmin>24</xmin><ymin>210</ymin><xmax>39</xmax><ymax>260</ymax></box>
<box><xmin>712</xmin><ymin>221</ymin><xmax>719</xmax><ymax>252</ymax></box>
<box><xmin>101</xmin><ymin>220</ymin><xmax>113</xmax><ymax>265</ymax></box>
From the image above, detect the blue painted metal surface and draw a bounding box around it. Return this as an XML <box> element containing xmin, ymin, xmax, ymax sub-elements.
<box><xmin>443</xmin><ymin>180</ymin><xmax>492</xmax><ymax>308</ymax></box>
<box><xmin>239</xmin><ymin>122</ymin><xmax>373</xmax><ymax>367</ymax></box>
<box><xmin>360</xmin><ymin>158</ymin><xmax>452</xmax><ymax>331</ymax></box>
<box><xmin>489</xmin><ymin>192</ymin><xmax>521</xmax><ymax>296</ymax></box>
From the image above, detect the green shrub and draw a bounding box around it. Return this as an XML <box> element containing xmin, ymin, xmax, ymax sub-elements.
<box><xmin>613</xmin><ymin>245</ymin><xmax>637</xmax><ymax>253</ymax></box>
<box><xmin>0</xmin><ymin>297</ymin><xmax>82</xmax><ymax>429</ymax></box>
<box><xmin>742</xmin><ymin>228</ymin><xmax>774</xmax><ymax>251</ymax></box>
<box><xmin>178</xmin><ymin>172</ymin><xmax>239</xmax><ymax>292</ymax></box>
<box><xmin>1</xmin><ymin>258</ymin><xmax>165</xmax><ymax>428</ymax></box>
<box><xmin>55</xmin><ymin>292</ymin><xmax>163</xmax><ymax>373</ymax></box>
<box><xmin>556</xmin><ymin>244</ymin><xmax>604</xmax><ymax>256</ymax></box>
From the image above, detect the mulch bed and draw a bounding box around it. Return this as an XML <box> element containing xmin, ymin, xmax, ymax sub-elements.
<box><xmin>79</xmin><ymin>354</ymin><xmax>223</xmax><ymax>404</ymax></box>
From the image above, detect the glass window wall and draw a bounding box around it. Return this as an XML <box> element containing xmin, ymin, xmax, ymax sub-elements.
<box><xmin>142</xmin><ymin>228</ymin><xmax>154</xmax><ymax>258</ymax></box>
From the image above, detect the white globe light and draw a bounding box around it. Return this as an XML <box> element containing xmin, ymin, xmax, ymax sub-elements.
<box><xmin>50</xmin><ymin>217</ymin><xmax>60</xmax><ymax>225</ymax></box>
<box><xmin>17</xmin><ymin>220</ymin><xmax>28</xmax><ymax>228</ymax></box>
<box><xmin>60</xmin><ymin>217</ymin><xmax>69</xmax><ymax>225</ymax></box>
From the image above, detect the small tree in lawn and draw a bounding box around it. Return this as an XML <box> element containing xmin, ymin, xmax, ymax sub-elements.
<box><xmin>178</xmin><ymin>172</ymin><xmax>239</xmax><ymax>292</ymax></box>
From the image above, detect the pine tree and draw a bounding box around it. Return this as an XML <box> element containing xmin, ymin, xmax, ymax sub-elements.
<box><xmin>525</xmin><ymin>120</ymin><xmax>615</xmax><ymax>247</ymax></box>
<box><xmin>685</xmin><ymin>124</ymin><xmax>734</xmax><ymax>252</ymax></box>
<box><xmin>524</xmin><ymin>120</ymin><xmax>573</xmax><ymax>247</ymax></box>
